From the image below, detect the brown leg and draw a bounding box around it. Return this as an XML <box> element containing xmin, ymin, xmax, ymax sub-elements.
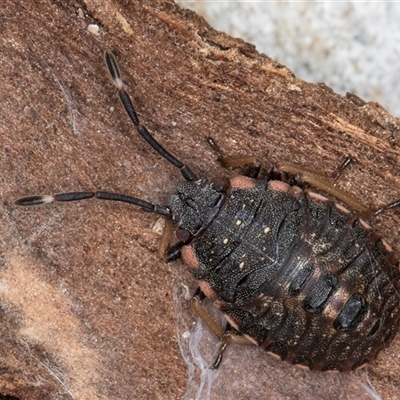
<box><xmin>276</xmin><ymin>156</ymin><xmax>400</xmax><ymax>218</ymax></box>
<box><xmin>333</xmin><ymin>157</ymin><xmax>400</xmax><ymax>216</ymax></box>
<box><xmin>207</xmin><ymin>137</ymin><xmax>261</xmax><ymax>178</ymax></box>
<box><xmin>207</xmin><ymin>138</ymin><xmax>370</xmax><ymax>216</ymax></box>
<box><xmin>191</xmin><ymin>288</ymin><xmax>253</xmax><ymax>368</ymax></box>
<box><xmin>158</xmin><ymin>220</ymin><xmax>175</xmax><ymax>259</ymax></box>
<box><xmin>276</xmin><ymin>161</ymin><xmax>370</xmax><ymax>216</ymax></box>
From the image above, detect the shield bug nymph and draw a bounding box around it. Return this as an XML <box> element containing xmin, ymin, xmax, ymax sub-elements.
<box><xmin>16</xmin><ymin>51</ymin><xmax>400</xmax><ymax>373</ymax></box>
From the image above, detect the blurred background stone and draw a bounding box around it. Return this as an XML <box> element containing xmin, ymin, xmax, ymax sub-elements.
<box><xmin>177</xmin><ymin>1</ymin><xmax>400</xmax><ymax>117</ymax></box>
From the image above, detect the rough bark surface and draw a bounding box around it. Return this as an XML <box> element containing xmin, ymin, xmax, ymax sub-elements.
<box><xmin>1</xmin><ymin>1</ymin><xmax>400</xmax><ymax>399</ymax></box>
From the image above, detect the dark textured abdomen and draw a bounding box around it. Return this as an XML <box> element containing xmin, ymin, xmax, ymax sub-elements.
<box><xmin>188</xmin><ymin>177</ymin><xmax>400</xmax><ymax>372</ymax></box>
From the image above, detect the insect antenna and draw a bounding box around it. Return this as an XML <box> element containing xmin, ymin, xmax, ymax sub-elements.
<box><xmin>16</xmin><ymin>51</ymin><xmax>199</xmax><ymax>215</ymax></box>
<box><xmin>104</xmin><ymin>50</ymin><xmax>197</xmax><ymax>182</ymax></box>
<box><xmin>15</xmin><ymin>191</ymin><xmax>172</xmax><ymax>217</ymax></box>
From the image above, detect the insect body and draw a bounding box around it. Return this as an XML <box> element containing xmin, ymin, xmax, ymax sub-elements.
<box><xmin>17</xmin><ymin>51</ymin><xmax>400</xmax><ymax>373</ymax></box>
<box><xmin>183</xmin><ymin>178</ymin><xmax>400</xmax><ymax>372</ymax></box>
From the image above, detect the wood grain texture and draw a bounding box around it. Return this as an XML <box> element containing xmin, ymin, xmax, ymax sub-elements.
<box><xmin>1</xmin><ymin>1</ymin><xmax>400</xmax><ymax>399</ymax></box>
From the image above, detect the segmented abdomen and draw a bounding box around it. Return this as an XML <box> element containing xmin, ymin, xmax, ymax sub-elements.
<box><xmin>186</xmin><ymin>177</ymin><xmax>400</xmax><ymax>371</ymax></box>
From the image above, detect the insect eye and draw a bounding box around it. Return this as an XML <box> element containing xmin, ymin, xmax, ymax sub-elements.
<box><xmin>176</xmin><ymin>228</ymin><xmax>191</xmax><ymax>242</ymax></box>
<box><xmin>211</xmin><ymin>178</ymin><xmax>228</xmax><ymax>193</ymax></box>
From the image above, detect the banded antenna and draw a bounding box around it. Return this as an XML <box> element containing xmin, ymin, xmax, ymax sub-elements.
<box><xmin>16</xmin><ymin>50</ymin><xmax>198</xmax><ymax>216</ymax></box>
<box><xmin>104</xmin><ymin>50</ymin><xmax>197</xmax><ymax>182</ymax></box>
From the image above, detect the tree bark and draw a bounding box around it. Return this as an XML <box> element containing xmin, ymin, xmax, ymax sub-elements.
<box><xmin>1</xmin><ymin>1</ymin><xmax>400</xmax><ymax>399</ymax></box>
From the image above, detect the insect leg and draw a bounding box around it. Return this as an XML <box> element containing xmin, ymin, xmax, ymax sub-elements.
<box><xmin>333</xmin><ymin>155</ymin><xmax>353</xmax><ymax>183</ymax></box>
<box><xmin>374</xmin><ymin>199</ymin><xmax>400</xmax><ymax>216</ymax></box>
<box><xmin>157</xmin><ymin>221</ymin><xmax>175</xmax><ymax>259</ymax></box>
<box><xmin>276</xmin><ymin>161</ymin><xmax>370</xmax><ymax>215</ymax></box>
<box><xmin>206</xmin><ymin>137</ymin><xmax>261</xmax><ymax>178</ymax></box>
<box><xmin>191</xmin><ymin>288</ymin><xmax>253</xmax><ymax>369</ymax></box>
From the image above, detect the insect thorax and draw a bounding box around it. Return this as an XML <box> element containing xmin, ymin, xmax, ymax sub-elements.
<box><xmin>169</xmin><ymin>179</ymin><xmax>225</xmax><ymax>236</ymax></box>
